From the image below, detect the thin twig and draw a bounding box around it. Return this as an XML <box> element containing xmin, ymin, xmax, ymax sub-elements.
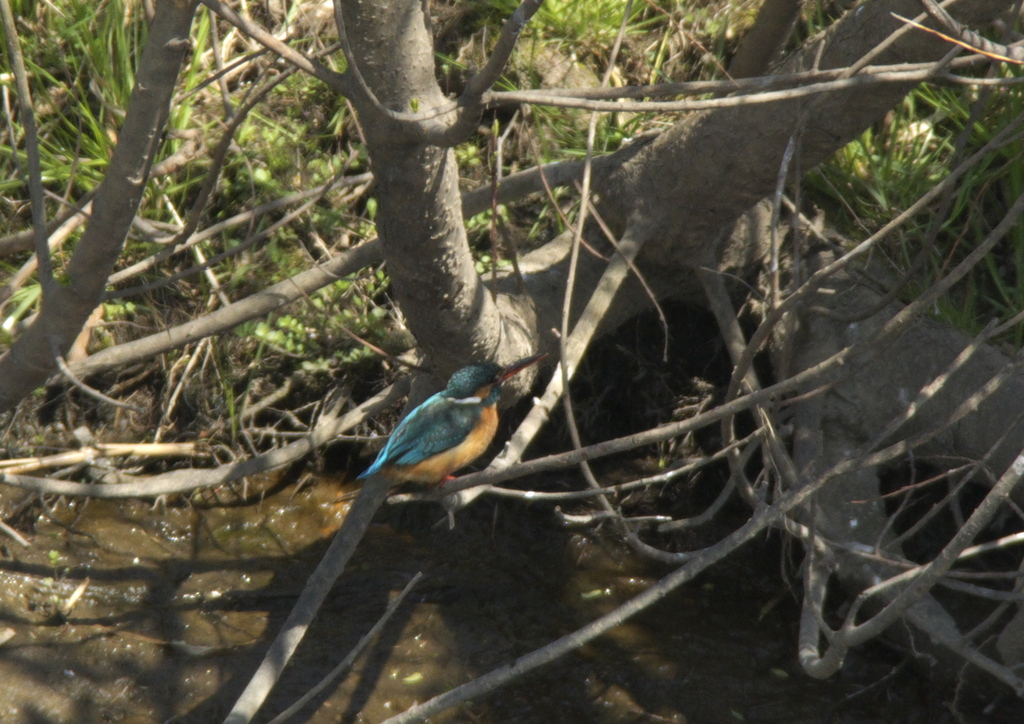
<box><xmin>486</xmin><ymin>56</ymin><xmax>989</xmax><ymax>102</ymax></box>
<box><xmin>0</xmin><ymin>189</ymin><xmax>97</xmax><ymax>257</ymax></box>
<box><xmin>583</xmin><ymin>193</ymin><xmax>668</xmax><ymax>361</ymax></box>
<box><xmin>0</xmin><ymin>519</ymin><xmax>29</xmax><ymax>548</ymax></box>
<box><xmin>489</xmin><ymin>110</ymin><xmax>525</xmax><ymax>294</ymax></box>
<box><xmin>461</xmin><ymin>0</ymin><xmax>543</xmax><ymax>102</ymax></box>
<box><xmin>200</xmin><ymin>0</ymin><xmax>348</xmax><ymax>94</ymax></box>
<box><xmin>108</xmin><ymin>168</ymin><xmax>359</xmax><ymax>299</ymax></box>
<box><xmin>0</xmin><ymin>381</ymin><xmax>406</xmax><ymax>500</ymax></box>
<box><xmin>126</xmin><ymin>58</ymin><xmax>301</xmax><ymax>285</ymax></box>
<box><xmin>918</xmin><ymin>0</ymin><xmax>1023</xmax><ymax>62</ymax></box>
<box><xmin>483</xmin><ymin>63</ymin><xmax>983</xmax><ymax>112</ymax></box>
<box><xmin>0</xmin><ymin>0</ymin><xmax>55</xmax><ymax>295</ymax></box>
<box><xmin>106</xmin><ymin>175</ymin><xmax>371</xmax><ymax>287</ymax></box>
<box><xmin>67</xmin><ymin>238</ymin><xmax>384</xmax><ymax>381</ymax></box>
<box><xmin>0</xmin><ymin>441</ymin><xmax>197</xmax><ymax>475</ymax></box>
<box><xmin>462</xmin><ymin>155</ymin><xmax>618</xmax><ymax>218</ymax></box>
<box><xmin>207</xmin><ymin>6</ymin><xmax>234</xmax><ymax>116</ymax></box>
<box><xmin>53</xmin><ymin>353</ymin><xmax>144</xmax><ymax>414</ymax></box>
<box><xmin>155</xmin><ymin>339</ymin><xmax>207</xmax><ymax>443</ymax></box>
<box><xmin>476</xmin><ymin>432</ymin><xmax>751</xmax><ymax>503</ymax></box>
<box><xmin>0</xmin><ymin>201</ymin><xmax>91</xmax><ymax>308</ymax></box>
<box><xmin>265</xmin><ymin>572</ymin><xmax>424</xmax><ymax>724</ymax></box>
<box><xmin>383</xmin><ymin>416</ymin><xmax>911</xmax><ymax>723</ymax></box>
<box><xmin>553</xmin><ymin>0</ymin><xmax>635</xmax><ymax>560</ymax></box>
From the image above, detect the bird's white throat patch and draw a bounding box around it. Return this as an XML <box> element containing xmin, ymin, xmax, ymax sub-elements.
<box><xmin>448</xmin><ymin>395</ymin><xmax>483</xmax><ymax>405</ymax></box>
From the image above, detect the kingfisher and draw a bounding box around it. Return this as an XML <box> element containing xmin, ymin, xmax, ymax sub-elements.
<box><xmin>358</xmin><ymin>353</ymin><xmax>546</xmax><ymax>484</ymax></box>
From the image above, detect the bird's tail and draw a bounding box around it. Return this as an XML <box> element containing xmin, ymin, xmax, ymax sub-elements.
<box><xmin>356</xmin><ymin>459</ymin><xmax>383</xmax><ymax>480</ymax></box>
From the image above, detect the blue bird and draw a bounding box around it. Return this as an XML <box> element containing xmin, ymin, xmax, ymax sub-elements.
<box><xmin>359</xmin><ymin>354</ymin><xmax>546</xmax><ymax>484</ymax></box>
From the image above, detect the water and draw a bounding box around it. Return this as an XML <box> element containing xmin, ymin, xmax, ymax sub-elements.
<box><xmin>0</xmin><ymin>472</ymin><xmax>1003</xmax><ymax>723</ymax></box>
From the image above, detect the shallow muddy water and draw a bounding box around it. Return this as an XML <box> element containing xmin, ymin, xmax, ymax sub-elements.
<box><xmin>0</xmin><ymin>472</ymin><xmax>1010</xmax><ymax>723</ymax></box>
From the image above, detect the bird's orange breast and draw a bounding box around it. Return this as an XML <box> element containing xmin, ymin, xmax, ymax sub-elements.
<box><xmin>390</xmin><ymin>404</ymin><xmax>498</xmax><ymax>484</ymax></box>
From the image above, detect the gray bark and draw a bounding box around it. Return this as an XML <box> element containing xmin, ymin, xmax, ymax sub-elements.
<box><xmin>728</xmin><ymin>0</ymin><xmax>804</xmax><ymax>79</ymax></box>
<box><xmin>337</xmin><ymin>0</ymin><xmax>538</xmax><ymax>388</ymax></box>
<box><xmin>0</xmin><ymin>0</ymin><xmax>199</xmax><ymax>411</ymax></box>
<box><xmin>498</xmin><ymin>0</ymin><xmax>1014</xmax><ymax>361</ymax></box>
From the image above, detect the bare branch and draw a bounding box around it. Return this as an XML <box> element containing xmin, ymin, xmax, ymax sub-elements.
<box><xmin>492</xmin><ymin>57</ymin><xmax>986</xmax><ymax>102</ymax></box>
<box><xmin>52</xmin><ymin>353</ymin><xmax>144</xmax><ymax>414</ymax></box>
<box><xmin>0</xmin><ymin>519</ymin><xmax>29</xmax><ymax>548</ymax></box>
<box><xmin>462</xmin><ymin>156</ymin><xmax>616</xmax><ymax>217</ymax></box>
<box><xmin>474</xmin><ymin>432</ymin><xmax>750</xmax><ymax>504</ymax></box>
<box><xmin>499</xmin><ymin>69</ymin><xmax>925</xmax><ymax>112</ymax></box>
<box><xmin>265</xmin><ymin>572</ymin><xmax>423</xmax><ymax>724</ymax></box>
<box><xmin>126</xmin><ymin>60</ymin><xmax>300</xmax><ymax>281</ymax></box>
<box><xmin>107</xmin><ymin>169</ymin><xmax>364</xmax><ymax>300</ymax></box>
<box><xmin>0</xmin><ymin>0</ymin><xmax>200</xmax><ymax>414</ymax></box>
<box><xmin>0</xmin><ymin>189</ymin><xmax>97</xmax><ymax>257</ymax></box>
<box><xmin>65</xmin><ymin>239</ymin><xmax>382</xmax><ymax>381</ymax></box>
<box><xmin>200</xmin><ymin>0</ymin><xmax>349</xmax><ymax>94</ymax></box>
<box><xmin>222</xmin><ymin>476</ymin><xmax>396</xmax><ymax>724</ymax></box>
<box><xmin>0</xmin><ymin>0</ymin><xmax>54</xmax><ymax>296</ymax></box>
<box><xmin>463</xmin><ymin>1</ymin><xmax>544</xmax><ymax>101</ymax></box>
<box><xmin>919</xmin><ymin>0</ymin><xmax>1024</xmax><ymax>62</ymax></box>
<box><xmin>0</xmin><ymin>200</ymin><xmax>91</xmax><ymax>308</ymax></box>
<box><xmin>728</xmin><ymin>0</ymin><xmax>803</xmax><ymax>78</ymax></box>
<box><xmin>0</xmin><ymin>380</ymin><xmax>407</xmax><ymax>500</ymax></box>
<box><xmin>439</xmin><ymin>368</ymin><xmax>831</xmax><ymax>497</ymax></box>
<box><xmin>106</xmin><ymin>174</ymin><xmax>370</xmax><ymax>288</ymax></box>
<box><xmin>0</xmin><ymin>441</ymin><xmax>197</xmax><ymax>476</ymax></box>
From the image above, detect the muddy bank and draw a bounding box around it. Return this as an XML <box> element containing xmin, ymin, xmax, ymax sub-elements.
<box><xmin>0</xmin><ymin>472</ymin><xmax>1002</xmax><ymax>723</ymax></box>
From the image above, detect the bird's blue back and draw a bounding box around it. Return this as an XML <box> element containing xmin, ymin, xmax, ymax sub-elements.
<box><xmin>358</xmin><ymin>391</ymin><xmax>484</xmax><ymax>478</ymax></box>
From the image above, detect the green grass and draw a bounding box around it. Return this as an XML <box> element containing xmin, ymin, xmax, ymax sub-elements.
<box><xmin>491</xmin><ymin>0</ymin><xmax>650</xmax><ymax>48</ymax></box>
<box><xmin>439</xmin><ymin>0</ymin><xmax>745</xmax><ymax>252</ymax></box>
<box><xmin>0</xmin><ymin>0</ymin><xmax>390</xmax><ymax>445</ymax></box>
<box><xmin>0</xmin><ymin>0</ymin><xmax>143</xmax><ymax>200</ymax></box>
<box><xmin>14</xmin><ymin>0</ymin><xmax>1017</xmax><ymax>447</ymax></box>
<box><xmin>808</xmin><ymin>63</ymin><xmax>1024</xmax><ymax>346</ymax></box>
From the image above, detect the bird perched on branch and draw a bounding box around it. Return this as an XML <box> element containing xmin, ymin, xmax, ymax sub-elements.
<box><xmin>358</xmin><ymin>354</ymin><xmax>547</xmax><ymax>484</ymax></box>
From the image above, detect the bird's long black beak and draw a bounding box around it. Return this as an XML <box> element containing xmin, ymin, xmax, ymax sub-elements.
<box><xmin>497</xmin><ymin>352</ymin><xmax>547</xmax><ymax>383</ymax></box>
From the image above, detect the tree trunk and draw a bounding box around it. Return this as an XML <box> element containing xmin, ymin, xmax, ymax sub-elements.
<box><xmin>0</xmin><ymin>0</ymin><xmax>199</xmax><ymax>411</ymax></box>
<box><xmin>338</xmin><ymin>0</ymin><xmax>538</xmax><ymax>390</ymax></box>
